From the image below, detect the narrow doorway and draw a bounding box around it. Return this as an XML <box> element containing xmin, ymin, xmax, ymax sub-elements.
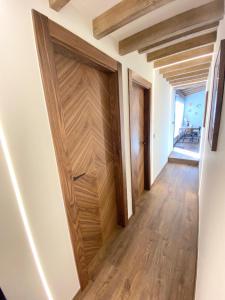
<box><xmin>128</xmin><ymin>70</ymin><xmax>151</xmax><ymax>213</ymax></box>
<box><xmin>169</xmin><ymin>85</ymin><xmax>207</xmax><ymax>166</ymax></box>
<box><xmin>33</xmin><ymin>11</ymin><xmax>128</xmax><ymax>289</ymax></box>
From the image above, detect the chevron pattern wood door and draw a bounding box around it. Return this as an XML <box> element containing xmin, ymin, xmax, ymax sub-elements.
<box><xmin>130</xmin><ymin>83</ymin><xmax>145</xmax><ymax>205</ymax></box>
<box><xmin>53</xmin><ymin>49</ymin><xmax>118</xmax><ymax>268</ymax></box>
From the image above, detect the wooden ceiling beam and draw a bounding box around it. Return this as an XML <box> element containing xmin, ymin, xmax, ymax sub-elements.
<box><xmin>93</xmin><ymin>0</ymin><xmax>175</xmax><ymax>39</ymax></box>
<box><xmin>170</xmin><ymin>74</ymin><xmax>208</xmax><ymax>83</ymax></box>
<box><xmin>182</xmin><ymin>86</ymin><xmax>206</xmax><ymax>92</ymax></box>
<box><xmin>183</xmin><ymin>90</ymin><xmax>205</xmax><ymax>96</ymax></box>
<box><xmin>173</xmin><ymin>82</ymin><xmax>207</xmax><ymax>88</ymax></box>
<box><xmin>154</xmin><ymin>45</ymin><xmax>214</xmax><ymax>68</ymax></box>
<box><xmin>163</xmin><ymin>63</ymin><xmax>210</xmax><ymax>77</ymax></box>
<box><xmin>176</xmin><ymin>89</ymin><xmax>185</xmax><ymax>98</ymax></box>
<box><xmin>159</xmin><ymin>56</ymin><xmax>212</xmax><ymax>74</ymax></box>
<box><xmin>139</xmin><ymin>21</ymin><xmax>219</xmax><ymax>53</ymax></box>
<box><xmin>180</xmin><ymin>89</ymin><xmax>206</xmax><ymax>94</ymax></box>
<box><xmin>149</xmin><ymin>34</ymin><xmax>216</xmax><ymax>62</ymax></box>
<box><xmin>182</xmin><ymin>88</ymin><xmax>204</xmax><ymax>94</ymax></box>
<box><xmin>119</xmin><ymin>0</ymin><xmax>224</xmax><ymax>55</ymax></box>
<box><xmin>182</xmin><ymin>86</ymin><xmax>206</xmax><ymax>95</ymax></box>
<box><xmin>177</xmin><ymin>83</ymin><xmax>206</xmax><ymax>90</ymax></box>
<box><xmin>166</xmin><ymin>70</ymin><xmax>209</xmax><ymax>81</ymax></box>
<box><xmin>169</xmin><ymin>75</ymin><xmax>209</xmax><ymax>84</ymax></box>
<box><xmin>188</xmin><ymin>89</ymin><xmax>205</xmax><ymax>94</ymax></box>
<box><xmin>49</xmin><ymin>0</ymin><xmax>70</xmax><ymax>11</ymax></box>
<box><xmin>170</xmin><ymin>77</ymin><xmax>208</xmax><ymax>86</ymax></box>
<box><xmin>182</xmin><ymin>85</ymin><xmax>206</xmax><ymax>91</ymax></box>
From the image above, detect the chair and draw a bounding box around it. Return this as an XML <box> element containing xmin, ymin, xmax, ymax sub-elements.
<box><xmin>192</xmin><ymin>127</ymin><xmax>201</xmax><ymax>143</ymax></box>
<box><xmin>182</xmin><ymin>128</ymin><xmax>194</xmax><ymax>143</ymax></box>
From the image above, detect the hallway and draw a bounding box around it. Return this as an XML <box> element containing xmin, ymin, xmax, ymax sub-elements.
<box><xmin>76</xmin><ymin>163</ymin><xmax>199</xmax><ymax>300</ymax></box>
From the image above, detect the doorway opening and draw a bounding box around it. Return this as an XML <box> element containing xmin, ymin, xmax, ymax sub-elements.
<box><xmin>128</xmin><ymin>70</ymin><xmax>151</xmax><ymax>214</ymax></box>
<box><xmin>169</xmin><ymin>83</ymin><xmax>207</xmax><ymax>166</ymax></box>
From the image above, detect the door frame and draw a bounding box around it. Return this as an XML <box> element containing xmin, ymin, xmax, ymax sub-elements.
<box><xmin>128</xmin><ymin>69</ymin><xmax>151</xmax><ymax>214</ymax></box>
<box><xmin>32</xmin><ymin>10</ymin><xmax>128</xmax><ymax>289</ymax></box>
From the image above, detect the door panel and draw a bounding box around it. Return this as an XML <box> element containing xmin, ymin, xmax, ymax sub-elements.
<box><xmin>53</xmin><ymin>49</ymin><xmax>118</xmax><ymax>267</ymax></box>
<box><xmin>130</xmin><ymin>83</ymin><xmax>145</xmax><ymax>205</ymax></box>
<box><xmin>32</xmin><ymin>11</ymin><xmax>128</xmax><ymax>289</ymax></box>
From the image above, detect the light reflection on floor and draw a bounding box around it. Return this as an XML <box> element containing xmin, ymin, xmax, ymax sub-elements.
<box><xmin>173</xmin><ymin>146</ymin><xmax>200</xmax><ymax>159</ymax></box>
<box><xmin>170</xmin><ymin>142</ymin><xmax>200</xmax><ymax>161</ymax></box>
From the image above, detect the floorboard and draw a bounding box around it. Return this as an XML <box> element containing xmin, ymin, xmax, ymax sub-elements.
<box><xmin>169</xmin><ymin>142</ymin><xmax>200</xmax><ymax>166</ymax></box>
<box><xmin>75</xmin><ymin>163</ymin><xmax>199</xmax><ymax>300</ymax></box>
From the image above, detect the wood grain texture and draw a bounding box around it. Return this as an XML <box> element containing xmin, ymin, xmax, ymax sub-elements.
<box><xmin>128</xmin><ymin>70</ymin><xmax>151</xmax><ymax>213</ymax></box>
<box><xmin>208</xmin><ymin>39</ymin><xmax>225</xmax><ymax>151</ymax></box>
<box><xmin>168</xmin><ymin>157</ymin><xmax>199</xmax><ymax>166</ymax></box>
<box><xmin>176</xmin><ymin>82</ymin><xmax>206</xmax><ymax>91</ymax></box>
<box><xmin>131</xmin><ymin>70</ymin><xmax>152</xmax><ymax>89</ymax></box>
<box><xmin>169</xmin><ymin>142</ymin><xmax>200</xmax><ymax>166</ymax></box>
<box><xmin>170</xmin><ymin>76</ymin><xmax>208</xmax><ymax>86</ymax></box>
<box><xmin>159</xmin><ymin>56</ymin><xmax>212</xmax><ymax>74</ymax></box>
<box><xmin>170</xmin><ymin>74</ymin><xmax>208</xmax><ymax>82</ymax></box>
<box><xmin>153</xmin><ymin>45</ymin><xmax>214</xmax><ymax>68</ymax></box>
<box><xmin>54</xmin><ymin>50</ymin><xmax>118</xmax><ymax>258</ymax></box>
<box><xmin>178</xmin><ymin>86</ymin><xmax>206</xmax><ymax>96</ymax></box>
<box><xmin>93</xmin><ymin>0</ymin><xmax>175</xmax><ymax>39</ymax></box>
<box><xmin>148</xmin><ymin>33</ymin><xmax>216</xmax><ymax>63</ymax></box>
<box><xmin>163</xmin><ymin>64</ymin><xmax>210</xmax><ymax>78</ymax></box>
<box><xmin>165</xmin><ymin>69</ymin><xmax>209</xmax><ymax>81</ymax></box>
<box><xmin>119</xmin><ymin>1</ymin><xmax>224</xmax><ymax>55</ymax></box>
<box><xmin>139</xmin><ymin>21</ymin><xmax>219</xmax><ymax>54</ymax></box>
<box><xmin>176</xmin><ymin>89</ymin><xmax>186</xmax><ymax>98</ymax></box>
<box><xmin>203</xmin><ymin>91</ymin><xmax>209</xmax><ymax>127</ymax></box>
<box><xmin>33</xmin><ymin>10</ymin><xmax>128</xmax><ymax>290</ymax></box>
<box><xmin>108</xmin><ymin>64</ymin><xmax>128</xmax><ymax>226</ymax></box>
<box><xmin>48</xmin><ymin>19</ymin><xmax>118</xmax><ymax>72</ymax></box>
<box><xmin>144</xmin><ymin>89</ymin><xmax>151</xmax><ymax>191</ymax></box>
<box><xmin>49</xmin><ymin>0</ymin><xmax>70</xmax><ymax>11</ymax></box>
<box><xmin>75</xmin><ymin>163</ymin><xmax>199</xmax><ymax>300</ymax></box>
<box><xmin>172</xmin><ymin>81</ymin><xmax>207</xmax><ymax>88</ymax></box>
<box><xmin>131</xmin><ymin>83</ymin><xmax>145</xmax><ymax>205</ymax></box>
<box><xmin>32</xmin><ymin>11</ymin><xmax>89</xmax><ymax>288</ymax></box>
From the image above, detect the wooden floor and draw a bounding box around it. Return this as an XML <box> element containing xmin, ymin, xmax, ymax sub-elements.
<box><xmin>175</xmin><ymin>141</ymin><xmax>200</xmax><ymax>153</ymax></box>
<box><xmin>169</xmin><ymin>142</ymin><xmax>200</xmax><ymax>166</ymax></box>
<box><xmin>76</xmin><ymin>163</ymin><xmax>199</xmax><ymax>300</ymax></box>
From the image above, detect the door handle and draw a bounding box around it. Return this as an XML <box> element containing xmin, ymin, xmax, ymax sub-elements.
<box><xmin>72</xmin><ymin>173</ymin><xmax>86</xmax><ymax>181</ymax></box>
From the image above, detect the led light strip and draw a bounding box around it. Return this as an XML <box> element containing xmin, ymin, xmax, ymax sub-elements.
<box><xmin>0</xmin><ymin>125</ymin><xmax>53</xmax><ymax>300</ymax></box>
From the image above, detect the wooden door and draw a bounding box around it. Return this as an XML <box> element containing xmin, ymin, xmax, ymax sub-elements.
<box><xmin>33</xmin><ymin>11</ymin><xmax>128</xmax><ymax>288</ymax></box>
<box><xmin>53</xmin><ymin>48</ymin><xmax>118</xmax><ymax>266</ymax></box>
<box><xmin>129</xmin><ymin>70</ymin><xmax>151</xmax><ymax>212</ymax></box>
<box><xmin>130</xmin><ymin>83</ymin><xmax>145</xmax><ymax>204</ymax></box>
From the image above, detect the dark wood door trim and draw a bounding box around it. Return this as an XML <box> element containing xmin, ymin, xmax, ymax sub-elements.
<box><xmin>128</xmin><ymin>69</ymin><xmax>151</xmax><ymax>214</ymax></box>
<box><xmin>32</xmin><ymin>10</ymin><xmax>128</xmax><ymax>289</ymax></box>
<box><xmin>203</xmin><ymin>91</ymin><xmax>209</xmax><ymax>128</ymax></box>
<box><xmin>130</xmin><ymin>70</ymin><xmax>152</xmax><ymax>89</ymax></box>
<box><xmin>48</xmin><ymin>19</ymin><xmax>118</xmax><ymax>72</ymax></box>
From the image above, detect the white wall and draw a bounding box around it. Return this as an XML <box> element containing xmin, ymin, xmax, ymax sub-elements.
<box><xmin>0</xmin><ymin>142</ymin><xmax>47</xmax><ymax>300</ymax></box>
<box><xmin>195</xmin><ymin>14</ymin><xmax>225</xmax><ymax>300</ymax></box>
<box><xmin>174</xmin><ymin>94</ymin><xmax>185</xmax><ymax>138</ymax></box>
<box><xmin>0</xmin><ymin>0</ymin><xmax>172</xmax><ymax>299</ymax></box>
<box><xmin>152</xmin><ymin>70</ymin><xmax>174</xmax><ymax>182</ymax></box>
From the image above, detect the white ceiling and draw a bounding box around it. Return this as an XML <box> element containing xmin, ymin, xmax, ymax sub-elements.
<box><xmin>71</xmin><ymin>0</ymin><xmax>212</xmax><ymax>41</ymax></box>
